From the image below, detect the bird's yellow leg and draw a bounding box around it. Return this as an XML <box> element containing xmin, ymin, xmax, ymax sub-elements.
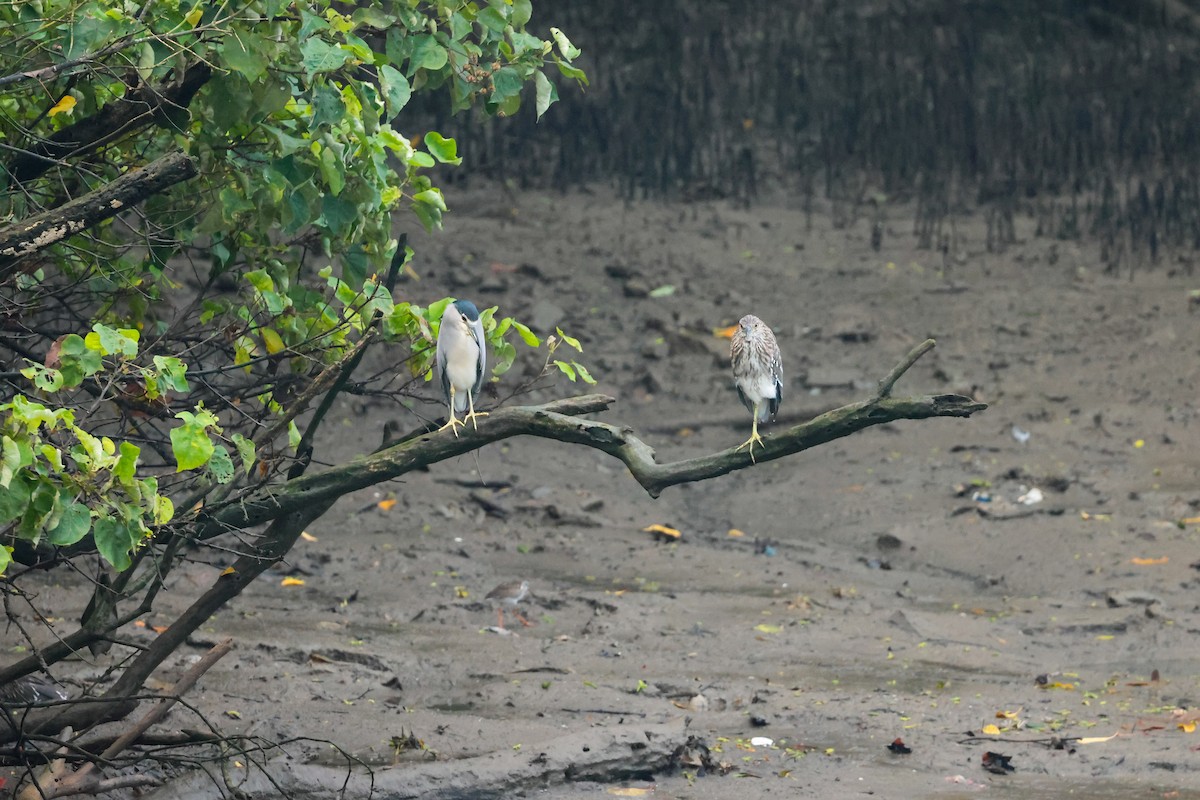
<box><xmin>464</xmin><ymin>390</ymin><xmax>489</xmax><ymax>431</ymax></box>
<box><xmin>436</xmin><ymin>387</ymin><xmax>466</xmax><ymax>436</ymax></box>
<box><xmin>735</xmin><ymin>404</ymin><xmax>765</xmax><ymax>462</ymax></box>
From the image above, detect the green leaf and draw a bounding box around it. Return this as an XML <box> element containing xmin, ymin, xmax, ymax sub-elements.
<box><xmin>0</xmin><ymin>472</ymin><xmax>32</xmax><ymax>524</ymax></box>
<box><xmin>207</xmin><ymin>444</ymin><xmax>235</xmax><ymax>484</ymax></box>
<box><xmin>301</xmin><ymin>38</ymin><xmax>351</xmax><ymax>80</ymax></box>
<box><xmin>231</xmin><ymin>433</ymin><xmax>256</xmax><ymax>474</ymax></box>
<box><xmin>491</xmin><ymin>66</ymin><xmax>524</xmax><ymax>103</ymax></box>
<box><xmin>534</xmin><ymin>70</ymin><xmax>557</xmax><ymax>120</ymax></box>
<box><xmin>554</xmin><ymin>360</ymin><xmax>577</xmax><ymax>381</ymax></box>
<box><xmin>170</xmin><ymin>410</ymin><xmax>217</xmax><ymax>472</ymax></box>
<box><xmin>408</xmin><ymin>35</ymin><xmax>447</xmax><ymax>73</ymax></box>
<box><xmin>152</xmin><ymin>355</ymin><xmax>190</xmax><ymax>393</ymax></box>
<box><xmin>549</xmin><ymin>27</ymin><xmax>581</xmax><ymax>60</ymax></box>
<box><xmin>378</xmin><ymin>64</ymin><xmax>412</xmax><ymax>117</ymax></box>
<box><xmin>47</xmin><ymin>499</ymin><xmax>91</xmax><ymax>546</ymax></box>
<box><xmin>574</xmin><ymin>362</ymin><xmax>597</xmax><ymax>385</ymax></box>
<box><xmin>0</xmin><ymin>545</ymin><xmax>12</xmax><ymax>577</ymax></box>
<box><xmin>649</xmin><ymin>284</ymin><xmax>676</xmax><ymax>298</ymax></box>
<box><xmin>511</xmin><ymin>0</ymin><xmax>533</xmax><ymax>28</ymax></box>
<box><xmin>555</xmin><ymin>327</ymin><xmax>583</xmax><ymax>351</ymax></box>
<box><xmin>477</xmin><ymin>5</ymin><xmax>507</xmax><ymax>33</ymax></box>
<box><xmin>287</xmin><ymin>420</ymin><xmax>302</xmax><ymax>452</ymax></box>
<box><xmin>511</xmin><ymin>320</ymin><xmax>540</xmax><ymax>347</ymax></box>
<box><xmin>93</xmin><ymin>515</ymin><xmax>139</xmax><ymax>572</ymax></box>
<box><xmin>153</xmin><ymin>494</ymin><xmax>174</xmax><ymax>525</ymax></box>
<box><xmin>112</xmin><ymin>440</ymin><xmax>139</xmax><ymax>485</ymax></box>
<box><xmin>219</xmin><ymin>30</ymin><xmax>270</xmax><ymax>81</ymax></box>
<box><xmin>413</xmin><ymin>188</ymin><xmax>447</xmax><ymax>211</ymax></box>
<box><xmin>1</xmin><ymin>434</ymin><xmax>21</xmax><ymax>488</ymax></box>
<box><xmin>423</xmin><ymin>132</ymin><xmax>462</xmax><ymax>165</ymax></box>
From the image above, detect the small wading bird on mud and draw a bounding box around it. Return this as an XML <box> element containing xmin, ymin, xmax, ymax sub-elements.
<box><xmin>435</xmin><ymin>299</ymin><xmax>487</xmax><ymax>436</ymax></box>
<box><xmin>485</xmin><ymin>580</ymin><xmax>532</xmax><ymax>630</ymax></box>
<box><xmin>730</xmin><ymin>314</ymin><xmax>783</xmax><ymax>461</ymax></box>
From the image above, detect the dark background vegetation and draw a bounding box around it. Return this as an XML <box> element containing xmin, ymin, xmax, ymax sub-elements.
<box><xmin>415</xmin><ymin>0</ymin><xmax>1200</xmax><ymax>271</ymax></box>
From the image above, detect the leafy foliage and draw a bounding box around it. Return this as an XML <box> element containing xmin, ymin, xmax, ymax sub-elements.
<box><xmin>0</xmin><ymin>1</ymin><xmax>587</xmax><ymax>575</ymax></box>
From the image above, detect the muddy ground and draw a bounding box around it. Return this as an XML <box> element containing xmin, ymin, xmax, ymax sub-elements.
<box><xmin>10</xmin><ymin>185</ymin><xmax>1200</xmax><ymax>799</ymax></box>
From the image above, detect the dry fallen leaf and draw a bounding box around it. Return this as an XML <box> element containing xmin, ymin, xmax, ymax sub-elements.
<box><xmin>1076</xmin><ymin>732</ymin><xmax>1120</xmax><ymax>745</ymax></box>
<box><xmin>220</xmin><ymin>566</ymin><xmax>237</xmax><ymax>577</ymax></box>
<box><xmin>1131</xmin><ymin>557</ymin><xmax>1169</xmax><ymax>566</ymax></box>
<box><xmin>281</xmin><ymin>576</ymin><xmax>305</xmax><ymax>587</ymax></box>
<box><xmin>642</xmin><ymin>523</ymin><xmax>681</xmax><ymax>540</ymax></box>
<box><xmin>300</xmin><ymin>531</ymin><xmax>318</xmax><ymax>542</ymax></box>
<box><xmin>1179</xmin><ymin>721</ymin><xmax>1197</xmax><ymax>733</ymax></box>
<box><xmin>754</xmin><ymin>623</ymin><xmax>782</xmax><ymax>634</ymax></box>
<box><xmin>606</xmin><ymin>788</ymin><xmax>654</xmax><ymax>797</ymax></box>
<box><xmin>981</xmin><ymin>724</ymin><xmax>1002</xmax><ymax>736</ymax></box>
<box><xmin>378</xmin><ymin>498</ymin><xmax>398</xmax><ymax>512</ymax></box>
<box><xmin>728</xmin><ymin>528</ymin><xmax>746</xmax><ymax>538</ymax></box>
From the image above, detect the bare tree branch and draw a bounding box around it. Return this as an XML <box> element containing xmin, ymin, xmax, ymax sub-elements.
<box><xmin>0</xmin><ymin>151</ymin><xmax>197</xmax><ymax>274</ymax></box>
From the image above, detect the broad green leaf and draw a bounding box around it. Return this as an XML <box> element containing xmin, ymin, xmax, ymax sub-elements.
<box><xmin>574</xmin><ymin>362</ymin><xmax>596</xmax><ymax>385</ymax></box>
<box><xmin>534</xmin><ymin>70</ymin><xmax>557</xmax><ymax>120</ymax></box>
<box><xmin>301</xmin><ymin>38</ymin><xmax>351</xmax><ymax>80</ymax></box>
<box><xmin>152</xmin><ymin>355</ymin><xmax>190</xmax><ymax>393</ymax></box>
<box><xmin>1</xmin><ymin>434</ymin><xmax>21</xmax><ymax>487</ymax></box>
<box><xmin>232</xmin><ymin>433</ymin><xmax>256</xmax><ymax>475</ymax></box>
<box><xmin>379</xmin><ymin>64</ymin><xmax>412</xmax><ymax>117</ymax></box>
<box><xmin>408</xmin><ymin>35</ymin><xmax>447</xmax><ymax>73</ymax></box>
<box><xmin>288</xmin><ymin>420</ymin><xmax>302</xmax><ymax>452</ymax></box>
<box><xmin>207</xmin><ymin>445</ymin><xmax>235</xmax><ymax>484</ymax></box>
<box><xmin>492</xmin><ymin>66</ymin><xmax>524</xmax><ymax>103</ymax></box>
<box><xmin>423</xmin><ymin>132</ymin><xmax>462</xmax><ymax>165</ymax></box>
<box><xmin>0</xmin><ymin>472</ymin><xmax>31</xmax><ymax>523</ymax></box>
<box><xmin>171</xmin><ymin>411</ymin><xmax>217</xmax><ymax>471</ymax></box>
<box><xmin>511</xmin><ymin>0</ymin><xmax>533</xmax><ymax>28</ymax></box>
<box><xmin>0</xmin><ymin>545</ymin><xmax>11</xmax><ymax>577</ymax></box>
<box><xmin>153</xmin><ymin>494</ymin><xmax>174</xmax><ymax>525</ymax></box>
<box><xmin>47</xmin><ymin>499</ymin><xmax>91</xmax><ymax>546</ymax></box>
<box><xmin>112</xmin><ymin>441</ymin><xmax>139</xmax><ymax>485</ymax></box>
<box><xmin>413</xmin><ymin>188</ymin><xmax>447</xmax><ymax>211</ymax></box>
<box><xmin>219</xmin><ymin>30</ymin><xmax>270</xmax><ymax>81</ymax></box>
<box><xmin>93</xmin><ymin>515</ymin><xmax>138</xmax><ymax>572</ymax></box>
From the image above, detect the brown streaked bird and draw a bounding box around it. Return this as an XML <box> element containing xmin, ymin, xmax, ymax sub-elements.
<box><xmin>485</xmin><ymin>580</ymin><xmax>531</xmax><ymax>630</ymax></box>
<box><xmin>730</xmin><ymin>314</ymin><xmax>783</xmax><ymax>460</ymax></box>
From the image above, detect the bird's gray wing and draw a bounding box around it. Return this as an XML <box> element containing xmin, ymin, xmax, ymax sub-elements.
<box><xmin>469</xmin><ymin>314</ymin><xmax>487</xmax><ymax>396</ymax></box>
<box><xmin>768</xmin><ymin>351</ymin><xmax>783</xmax><ymax>417</ymax></box>
<box><xmin>434</xmin><ymin>311</ymin><xmax>452</xmax><ymax>405</ymax></box>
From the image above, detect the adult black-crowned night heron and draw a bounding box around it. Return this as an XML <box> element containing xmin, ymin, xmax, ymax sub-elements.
<box><xmin>435</xmin><ymin>299</ymin><xmax>487</xmax><ymax>436</ymax></box>
<box><xmin>485</xmin><ymin>579</ymin><xmax>531</xmax><ymax>630</ymax></box>
<box><xmin>730</xmin><ymin>314</ymin><xmax>782</xmax><ymax>459</ymax></box>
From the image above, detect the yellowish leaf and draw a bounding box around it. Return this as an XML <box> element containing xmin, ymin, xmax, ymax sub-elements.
<box><xmin>260</xmin><ymin>327</ymin><xmax>286</xmax><ymax>354</ymax></box>
<box><xmin>981</xmin><ymin>724</ymin><xmax>1001</xmax><ymax>736</ymax></box>
<box><xmin>300</xmin><ymin>531</ymin><xmax>318</xmax><ymax>542</ymax></box>
<box><xmin>1180</xmin><ymin>516</ymin><xmax>1200</xmax><ymax>525</ymax></box>
<box><xmin>996</xmin><ymin>709</ymin><xmax>1021</xmax><ymax>719</ymax></box>
<box><xmin>1131</xmin><ymin>556</ymin><xmax>1169</xmax><ymax>565</ymax></box>
<box><xmin>1133</xmin><ymin>439</ymin><xmax>1145</xmax><ymax>448</ymax></box>
<box><xmin>225</xmin><ymin>709</ymin><xmax>241</xmax><ymax>719</ymax></box>
<box><xmin>642</xmin><ymin>523</ymin><xmax>681</xmax><ymax>539</ymax></box>
<box><xmin>727</xmin><ymin>528</ymin><xmax>745</xmax><ymax>538</ymax></box>
<box><xmin>281</xmin><ymin>576</ymin><xmax>305</xmax><ymax>587</ymax></box>
<box><xmin>606</xmin><ymin>789</ymin><xmax>654</xmax><ymax>797</ymax></box>
<box><xmin>220</xmin><ymin>566</ymin><xmax>236</xmax><ymax>576</ymax></box>
<box><xmin>47</xmin><ymin>95</ymin><xmax>76</xmax><ymax>116</ymax></box>
<box><xmin>1076</xmin><ymin>732</ymin><xmax>1120</xmax><ymax>745</ymax></box>
<box><xmin>378</xmin><ymin>498</ymin><xmax>398</xmax><ymax>511</ymax></box>
<box><xmin>754</xmin><ymin>624</ymin><xmax>782</xmax><ymax>634</ymax></box>
<box><xmin>185</xmin><ymin>7</ymin><xmax>203</xmax><ymax>26</ymax></box>
<box><xmin>1179</xmin><ymin>721</ymin><xmax>1197</xmax><ymax>733</ymax></box>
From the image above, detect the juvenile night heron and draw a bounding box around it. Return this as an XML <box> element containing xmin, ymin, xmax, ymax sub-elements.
<box><xmin>435</xmin><ymin>299</ymin><xmax>487</xmax><ymax>436</ymax></box>
<box><xmin>730</xmin><ymin>314</ymin><xmax>782</xmax><ymax>459</ymax></box>
<box><xmin>485</xmin><ymin>579</ymin><xmax>531</xmax><ymax>630</ymax></box>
